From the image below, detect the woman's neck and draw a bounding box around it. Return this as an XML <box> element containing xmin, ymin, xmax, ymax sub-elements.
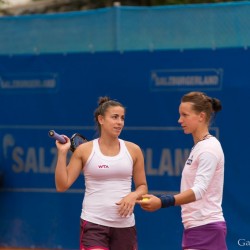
<box><xmin>193</xmin><ymin>131</ymin><xmax>210</xmax><ymax>145</ymax></box>
<box><xmin>98</xmin><ymin>136</ymin><xmax>120</xmax><ymax>156</ymax></box>
<box><xmin>98</xmin><ymin>135</ymin><xmax>119</xmax><ymax>147</ymax></box>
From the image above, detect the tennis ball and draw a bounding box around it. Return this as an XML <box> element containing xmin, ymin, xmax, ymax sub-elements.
<box><xmin>142</xmin><ymin>197</ymin><xmax>149</xmax><ymax>201</ymax></box>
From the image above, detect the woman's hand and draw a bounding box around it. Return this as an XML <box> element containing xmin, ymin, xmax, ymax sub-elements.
<box><xmin>116</xmin><ymin>192</ymin><xmax>138</xmax><ymax>217</ymax></box>
<box><xmin>136</xmin><ymin>194</ymin><xmax>162</xmax><ymax>212</ymax></box>
<box><xmin>55</xmin><ymin>135</ymin><xmax>71</xmax><ymax>154</ymax></box>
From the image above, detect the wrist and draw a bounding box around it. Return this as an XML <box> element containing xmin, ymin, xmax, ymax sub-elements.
<box><xmin>132</xmin><ymin>191</ymin><xmax>140</xmax><ymax>200</ymax></box>
<box><xmin>159</xmin><ymin>194</ymin><xmax>175</xmax><ymax>208</ymax></box>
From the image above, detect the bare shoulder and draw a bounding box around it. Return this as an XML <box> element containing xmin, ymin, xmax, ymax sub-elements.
<box><xmin>73</xmin><ymin>140</ymin><xmax>93</xmax><ymax>160</ymax></box>
<box><xmin>124</xmin><ymin>140</ymin><xmax>144</xmax><ymax>167</ymax></box>
<box><xmin>124</xmin><ymin>140</ymin><xmax>142</xmax><ymax>155</ymax></box>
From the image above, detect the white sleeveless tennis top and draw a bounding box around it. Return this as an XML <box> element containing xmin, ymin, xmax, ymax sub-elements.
<box><xmin>80</xmin><ymin>138</ymin><xmax>135</xmax><ymax>228</ymax></box>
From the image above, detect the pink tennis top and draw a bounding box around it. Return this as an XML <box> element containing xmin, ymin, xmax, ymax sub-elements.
<box><xmin>80</xmin><ymin>138</ymin><xmax>135</xmax><ymax>228</ymax></box>
<box><xmin>181</xmin><ymin>136</ymin><xmax>225</xmax><ymax>229</ymax></box>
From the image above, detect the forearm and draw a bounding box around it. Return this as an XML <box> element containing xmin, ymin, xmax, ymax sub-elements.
<box><xmin>160</xmin><ymin>189</ymin><xmax>196</xmax><ymax>208</ymax></box>
<box><xmin>133</xmin><ymin>184</ymin><xmax>148</xmax><ymax>199</ymax></box>
<box><xmin>55</xmin><ymin>152</ymin><xmax>69</xmax><ymax>192</ymax></box>
<box><xmin>174</xmin><ymin>189</ymin><xmax>196</xmax><ymax>206</ymax></box>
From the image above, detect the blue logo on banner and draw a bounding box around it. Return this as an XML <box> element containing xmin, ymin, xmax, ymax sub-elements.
<box><xmin>0</xmin><ymin>72</ymin><xmax>59</xmax><ymax>94</ymax></box>
<box><xmin>150</xmin><ymin>68</ymin><xmax>223</xmax><ymax>91</ymax></box>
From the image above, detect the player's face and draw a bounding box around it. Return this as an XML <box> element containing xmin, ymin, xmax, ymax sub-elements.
<box><xmin>100</xmin><ymin>106</ymin><xmax>125</xmax><ymax>137</ymax></box>
<box><xmin>178</xmin><ymin>102</ymin><xmax>200</xmax><ymax>134</ymax></box>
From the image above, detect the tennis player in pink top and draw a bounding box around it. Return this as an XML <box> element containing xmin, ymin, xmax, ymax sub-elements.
<box><xmin>138</xmin><ymin>91</ymin><xmax>227</xmax><ymax>250</ymax></box>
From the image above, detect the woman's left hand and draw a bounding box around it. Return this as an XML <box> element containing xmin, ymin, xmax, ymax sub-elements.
<box><xmin>116</xmin><ymin>192</ymin><xmax>138</xmax><ymax>217</ymax></box>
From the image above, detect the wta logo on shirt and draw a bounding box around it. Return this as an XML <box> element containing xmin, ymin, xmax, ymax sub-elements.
<box><xmin>98</xmin><ymin>165</ymin><xmax>109</xmax><ymax>169</ymax></box>
<box><xmin>186</xmin><ymin>155</ymin><xmax>193</xmax><ymax>165</ymax></box>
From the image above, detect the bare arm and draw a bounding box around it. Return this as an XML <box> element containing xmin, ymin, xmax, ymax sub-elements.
<box><xmin>117</xmin><ymin>142</ymin><xmax>148</xmax><ymax>216</ymax></box>
<box><xmin>132</xmin><ymin>144</ymin><xmax>148</xmax><ymax>198</ymax></box>
<box><xmin>137</xmin><ymin>189</ymin><xmax>196</xmax><ymax>212</ymax></box>
<box><xmin>174</xmin><ymin>189</ymin><xmax>196</xmax><ymax>206</ymax></box>
<box><xmin>55</xmin><ymin>138</ymin><xmax>90</xmax><ymax>192</ymax></box>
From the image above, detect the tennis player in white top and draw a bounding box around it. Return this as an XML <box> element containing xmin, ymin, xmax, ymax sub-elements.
<box><xmin>54</xmin><ymin>96</ymin><xmax>147</xmax><ymax>250</ymax></box>
<box><xmin>138</xmin><ymin>91</ymin><xmax>227</xmax><ymax>250</ymax></box>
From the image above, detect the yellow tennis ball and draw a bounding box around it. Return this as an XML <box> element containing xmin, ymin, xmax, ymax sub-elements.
<box><xmin>142</xmin><ymin>197</ymin><xmax>149</xmax><ymax>201</ymax></box>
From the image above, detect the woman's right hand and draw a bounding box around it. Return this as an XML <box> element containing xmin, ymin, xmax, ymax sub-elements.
<box><xmin>55</xmin><ymin>135</ymin><xmax>71</xmax><ymax>154</ymax></box>
<box><xmin>136</xmin><ymin>194</ymin><xmax>162</xmax><ymax>212</ymax></box>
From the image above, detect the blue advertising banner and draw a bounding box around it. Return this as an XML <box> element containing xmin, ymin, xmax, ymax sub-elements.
<box><xmin>0</xmin><ymin>48</ymin><xmax>250</xmax><ymax>249</ymax></box>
